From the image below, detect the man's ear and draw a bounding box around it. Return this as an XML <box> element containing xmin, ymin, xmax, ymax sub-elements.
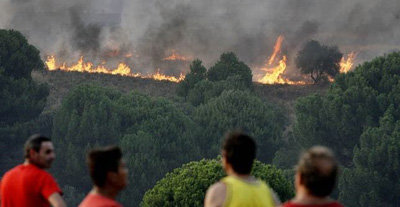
<box><xmin>29</xmin><ymin>149</ymin><xmax>37</xmax><ymax>159</ymax></box>
<box><xmin>107</xmin><ymin>171</ymin><xmax>118</xmax><ymax>183</ymax></box>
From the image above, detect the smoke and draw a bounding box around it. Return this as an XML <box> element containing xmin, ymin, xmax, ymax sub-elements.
<box><xmin>1</xmin><ymin>0</ymin><xmax>399</xmax><ymax>76</ymax></box>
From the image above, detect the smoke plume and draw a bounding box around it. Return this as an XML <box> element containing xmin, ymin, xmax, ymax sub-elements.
<box><xmin>1</xmin><ymin>0</ymin><xmax>399</xmax><ymax>76</ymax></box>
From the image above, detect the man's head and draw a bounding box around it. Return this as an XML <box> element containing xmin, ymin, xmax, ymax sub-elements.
<box><xmin>24</xmin><ymin>134</ymin><xmax>55</xmax><ymax>169</ymax></box>
<box><xmin>295</xmin><ymin>146</ymin><xmax>338</xmax><ymax>197</ymax></box>
<box><xmin>87</xmin><ymin>146</ymin><xmax>128</xmax><ymax>190</ymax></box>
<box><xmin>222</xmin><ymin>131</ymin><xmax>256</xmax><ymax>175</ymax></box>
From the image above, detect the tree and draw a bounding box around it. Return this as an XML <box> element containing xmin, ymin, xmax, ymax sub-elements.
<box><xmin>338</xmin><ymin>106</ymin><xmax>400</xmax><ymax>207</ymax></box>
<box><xmin>0</xmin><ymin>29</ymin><xmax>44</xmax><ymax>79</ymax></box>
<box><xmin>193</xmin><ymin>90</ymin><xmax>286</xmax><ymax>162</ymax></box>
<box><xmin>0</xmin><ymin>29</ymin><xmax>49</xmax><ymax>125</ymax></box>
<box><xmin>186</xmin><ymin>75</ymin><xmax>253</xmax><ymax>106</ymax></box>
<box><xmin>177</xmin><ymin>53</ymin><xmax>254</xmax><ymax>106</ymax></box>
<box><xmin>296</xmin><ymin>40</ymin><xmax>342</xmax><ymax>83</ymax></box>
<box><xmin>0</xmin><ymin>70</ymin><xmax>49</xmax><ymax>125</ymax></box>
<box><xmin>141</xmin><ymin>159</ymin><xmax>294</xmax><ymax>207</ymax></box>
<box><xmin>207</xmin><ymin>52</ymin><xmax>253</xmax><ymax>89</ymax></box>
<box><xmin>0</xmin><ymin>30</ymin><xmax>49</xmax><ymax>173</ymax></box>
<box><xmin>293</xmin><ymin>52</ymin><xmax>400</xmax><ymax>165</ymax></box>
<box><xmin>52</xmin><ymin>84</ymin><xmax>202</xmax><ymax>206</ymax></box>
<box><xmin>177</xmin><ymin>59</ymin><xmax>207</xmax><ymax>97</ymax></box>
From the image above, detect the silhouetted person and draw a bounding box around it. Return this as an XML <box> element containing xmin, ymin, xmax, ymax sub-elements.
<box><xmin>283</xmin><ymin>146</ymin><xmax>343</xmax><ymax>207</ymax></box>
<box><xmin>0</xmin><ymin>134</ymin><xmax>66</xmax><ymax>207</ymax></box>
<box><xmin>79</xmin><ymin>146</ymin><xmax>128</xmax><ymax>207</ymax></box>
<box><xmin>204</xmin><ymin>132</ymin><xmax>280</xmax><ymax>207</ymax></box>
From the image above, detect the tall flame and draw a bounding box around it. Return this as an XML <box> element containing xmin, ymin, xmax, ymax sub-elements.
<box><xmin>257</xmin><ymin>36</ymin><xmax>306</xmax><ymax>85</ymax></box>
<box><xmin>45</xmin><ymin>56</ymin><xmax>185</xmax><ymax>83</ymax></box>
<box><xmin>268</xmin><ymin>35</ymin><xmax>284</xmax><ymax>65</ymax></box>
<box><xmin>259</xmin><ymin>56</ymin><xmax>287</xmax><ymax>84</ymax></box>
<box><xmin>340</xmin><ymin>52</ymin><xmax>357</xmax><ymax>73</ymax></box>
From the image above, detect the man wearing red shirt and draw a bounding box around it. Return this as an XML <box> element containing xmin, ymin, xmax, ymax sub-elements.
<box><xmin>283</xmin><ymin>146</ymin><xmax>343</xmax><ymax>207</ymax></box>
<box><xmin>79</xmin><ymin>146</ymin><xmax>128</xmax><ymax>207</ymax></box>
<box><xmin>0</xmin><ymin>134</ymin><xmax>66</xmax><ymax>207</ymax></box>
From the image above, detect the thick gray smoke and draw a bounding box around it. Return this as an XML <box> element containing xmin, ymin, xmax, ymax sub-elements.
<box><xmin>1</xmin><ymin>0</ymin><xmax>399</xmax><ymax>76</ymax></box>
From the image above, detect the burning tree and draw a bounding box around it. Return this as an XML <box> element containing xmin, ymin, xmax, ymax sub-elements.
<box><xmin>296</xmin><ymin>40</ymin><xmax>342</xmax><ymax>84</ymax></box>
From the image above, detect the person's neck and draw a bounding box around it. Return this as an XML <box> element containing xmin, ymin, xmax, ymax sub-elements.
<box><xmin>23</xmin><ymin>160</ymin><xmax>40</xmax><ymax>168</ymax></box>
<box><xmin>292</xmin><ymin>188</ymin><xmax>332</xmax><ymax>205</ymax></box>
<box><xmin>92</xmin><ymin>186</ymin><xmax>119</xmax><ymax>200</ymax></box>
<box><xmin>226</xmin><ymin>170</ymin><xmax>252</xmax><ymax>180</ymax></box>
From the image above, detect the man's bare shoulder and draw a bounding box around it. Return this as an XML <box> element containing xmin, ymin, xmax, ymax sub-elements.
<box><xmin>204</xmin><ymin>182</ymin><xmax>226</xmax><ymax>207</ymax></box>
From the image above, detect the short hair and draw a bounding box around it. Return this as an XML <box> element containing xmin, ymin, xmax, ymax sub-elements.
<box><xmin>222</xmin><ymin>131</ymin><xmax>256</xmax><ymax>174</ymax></box>
<box><xmin>297</xmin><ymin>146</ymin><xmax>339</xmax><ymax>197</ymax></box>
<box><xmin>87</xmin><ymin>146</ymin><xmax>122</xmax><ymax>187</ymax></box>
<box><xmin>24</xmin><ymin>134</ymin><xmax>51</xmax><ymax>158</ymax></box>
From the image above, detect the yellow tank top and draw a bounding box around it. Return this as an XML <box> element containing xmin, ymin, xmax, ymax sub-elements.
<box><xmin>221</xmin><ymin>176</ymin><xmax>275</xmax><ymax>207</ymax></box>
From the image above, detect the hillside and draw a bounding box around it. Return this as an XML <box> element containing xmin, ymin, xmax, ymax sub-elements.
<box><xmin>32</xmin><ymin>70</ymin><xmax>179</xmax><ymax>112</ymax></box>
<box><xmin>33</xmin><ymin>70</ymin><xmax>329</xmax><ymax>121</ymax></box>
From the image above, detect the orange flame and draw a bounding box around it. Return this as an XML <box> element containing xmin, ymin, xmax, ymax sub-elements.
<box><xmin>268</xmin><ymin>35</ymin><xmax>284</xmax><ymax>65</ymax></box>
<box><xmin>259</xmin><ymin>56</ymin><xmax>287</xmax><ymax>84</ymax></box>
<box><xmin>45</xmin><ymin>56</ymin><xmax>185</xmax><ymax>83</ymax></box>
<box><xmin>45</xmin><ymin>56</ymin><xmax>57</xmax><ymax>70</ymax></box>
<box><xmin>340</xmin><ymin>52</ymin><xmax>357</xmax><ymax>73</ymax></box>
<box><xmin>152</xmin><ymin>69</ymin><xmax>185</xmax><ymax>82</ymax></box>
<box><xmin>163</xmin><ymin>51</ymin><xmax>189</xmax><ymax>61</ymax></box>
<box><xmin>257</xmin><ymin>36</ymin><xmax>306</xmax><ymax>85</ymax></box>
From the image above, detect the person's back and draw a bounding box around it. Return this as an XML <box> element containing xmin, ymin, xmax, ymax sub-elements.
<box><xmin>204</xmin><ymin>132</ymin><xmax>279</xmax><ymax>207</ymax></box>
<box><xmin>1</xmin><ymin>164</ymin><xmax>60</xmax><ymax>207</ymax></box>
<box><xmin>221</xmin><ymin>176</ymin><xmax>274</xmax><ymax>207</ymax></box>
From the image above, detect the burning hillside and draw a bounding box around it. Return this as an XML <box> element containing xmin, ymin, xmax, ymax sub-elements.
<box><xmin>4</xmin><ymin>0</ymin><xmax>396</xmax><ymax>86</ymax></box>
<box><xmin>255</xmin><ymin>35</ymin><xmax>357</xmax><ymax>84</ymax></box>
<box><xmin>45</xmin><ymin>36</ymin><xmax>357</xmax><ymax>84</ymax></box>
<box><xmin>45</xmin><ymin>56</ymin><xmax>185</xmax><ymax>82</ymax></box>
<box><xmin>44</xmin><ymin>28</ymin><xmax>357</xmax><ymax>85</ymax></box>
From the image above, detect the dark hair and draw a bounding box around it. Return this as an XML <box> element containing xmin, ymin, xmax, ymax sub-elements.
<box><xmin>87</xmin><ymin>146</ymin><xmax>122</xmax><ymax>187</ymax></box>
<box><xmin>24</xmin><ymin>134</ymin><xmax>51</xmax><ymax>158</ymax></box>
<box><xmin>297</xmin><ymin>146</ymin><xmax>339</xmax><ymax>197</ymax></box>
<box><xmin>222</xmin><ymin>131</ymin><xmax>256</xmax><ymax>174</ymax></box>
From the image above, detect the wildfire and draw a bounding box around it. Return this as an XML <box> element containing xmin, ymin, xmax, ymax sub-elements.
<box><xmin>163</xmin><ymin>51</ymin><xmax>189</xmax><ymax>61</ymax></box>
<box><xmin>259</xmin><ymin>56</ymin><xmax>287</xmax><ymax>84</ymax></box>
<box><xmin>45</xmin><ymin>56</ymin><xmax>185</xmax><ymax>83</ymax></box>
<box><xmin>268</xmin><ymin>35</ymin><xmax>284</xmax><ymax>65</ymax></box>
<box><xmin>152</xmin><ymin>69</ymin><xmax>185</xmax><ymax>82</ymax></box>
<box><xmin>340</xmin><ymin>52</ymin><xmax>357</xmax><ymax>73</ymax></box>
<box><xmin>257</xmin><ymin>35</ymin><xmax>306</xmax><ymax>85</ymax></box>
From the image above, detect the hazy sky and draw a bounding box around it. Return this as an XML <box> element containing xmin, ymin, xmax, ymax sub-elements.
<box><xmin>1</xmin><ymin>0</ymin><xmax>399</xmax><ymax>75</ymax></box>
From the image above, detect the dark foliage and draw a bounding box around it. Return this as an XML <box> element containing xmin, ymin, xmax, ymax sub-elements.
<box><xmin>296</xmin><ymin>40</ymin><xmax>342</xmax><ymax>83</ymax></box>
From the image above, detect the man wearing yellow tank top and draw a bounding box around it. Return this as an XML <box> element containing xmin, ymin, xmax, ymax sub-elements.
<box><xmin>204</xmin><ymin>132</ymin><xmax>280</xmax><ymax>207</ymax></box>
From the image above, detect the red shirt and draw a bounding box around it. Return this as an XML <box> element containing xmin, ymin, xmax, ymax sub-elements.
<box><xmin>283</xmin><ymin>201</ymin><xmax>344</xmax><ymax>207</ymax></box>
<box><xmin>0</xmin><ymin>164</ymin><xmax>62</xmax><ymax>207</ymax></box>
<box><xmin>79</xmin><ymin>193</ymin><xmax>123</xmax><ymax>207</ymax></box>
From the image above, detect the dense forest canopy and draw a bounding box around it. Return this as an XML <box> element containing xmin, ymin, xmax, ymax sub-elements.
<box><xmin>1</xmin><ymin>29</ymin><xmax>400</xmax><ymax>206</ymax></box>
